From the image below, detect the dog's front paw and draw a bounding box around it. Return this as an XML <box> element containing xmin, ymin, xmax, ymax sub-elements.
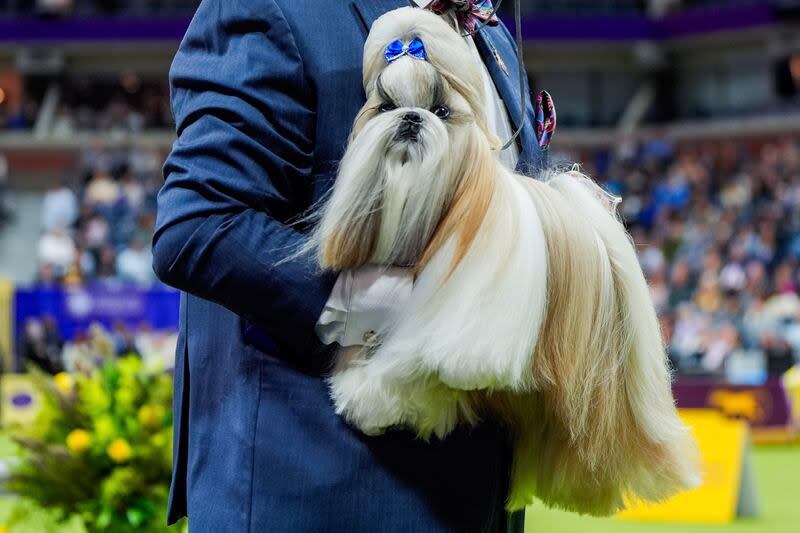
<box><xmin>412</xmin><ymin>389</ymin><xmax>462</xmax><ymax>440</ymax></box>
<box><xmin>328</xmin><ymin>366</ymin><xmax>405</xmax><ymax>436</ymax></box>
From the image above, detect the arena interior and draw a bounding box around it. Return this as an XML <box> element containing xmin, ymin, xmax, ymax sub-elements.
<box><xmin>0</xmin><ymin>1</ymin><xmax>799</xmax><ymax>532</ymax></box>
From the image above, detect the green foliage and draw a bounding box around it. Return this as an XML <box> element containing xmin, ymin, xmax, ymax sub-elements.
<box><xmin>0</xmin><ymin>497</ymin><xmax>88</xmax><ymax>533</ymax></box>
<box><xmin>4</xmin><ymin>357</ymin><xmax>183</xmax><ymax>532</ymax></box>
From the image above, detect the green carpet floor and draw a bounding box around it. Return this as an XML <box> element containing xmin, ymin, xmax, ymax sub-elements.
<box><xmin>524</xmin><ymin>446</ymin><xmax>799</xmax><ymax>533</ymax></box>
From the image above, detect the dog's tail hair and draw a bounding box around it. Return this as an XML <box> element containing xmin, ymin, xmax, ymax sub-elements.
<box><xmin>501</xmin><ymin>169</ymin><xmax>700</xmax><ymax>515</ymax></box>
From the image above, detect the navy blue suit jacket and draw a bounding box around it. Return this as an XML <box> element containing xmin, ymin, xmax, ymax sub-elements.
<box><xmin>153</xmin><ymin>1</ymin><xmax>543</xmax><ymax>531</ymax></box>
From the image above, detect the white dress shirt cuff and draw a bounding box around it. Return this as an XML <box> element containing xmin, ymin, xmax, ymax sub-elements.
<box><xmin>316</xmin><ymin>266</ymin><xmax>413</xmax><ymax>347</ymax></box>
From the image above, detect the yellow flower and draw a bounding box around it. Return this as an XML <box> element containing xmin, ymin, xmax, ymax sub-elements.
<box><xmin>138</xmin><ymin>404</ymin><xmax>166</xmax><ymax>429</ymax></box>
<box><xmin>117</xmin><ymin>355</ymin><xmax>142</xmax><ymax>377</ymax></box>
<box><xmin>150</xmin><ymin>432</ymin><xmax>167</xmax><ymax>449</ymax></box>
<box><xmin>53</xmin><ymin>372</ymin><xmax>75</xmax><ymax>395</ymax></box>
<box><xmin>107</xmin><ymin>438</ymin><xmax>132</xmax><ymax>463</ymax></box>
<box><xmin>66</xmin><ymin>429</ymin><xmax>92</xmax><ymax>454</ymax></box>
<box><xmin>79</xmin><ymin>378</ymin><xmax>111</xmax><ymax>416</ymax></box>
<box><xmin>0</xmin><ymin>524</ymin><xmax>8</xmax><ymax>533</ymax></box>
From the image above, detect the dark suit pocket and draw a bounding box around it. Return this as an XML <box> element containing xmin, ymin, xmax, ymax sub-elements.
<box><xmin>246</xmin><ymin>336</ymin><xmax>330</xmax><ymax>392</ymax></box>
<box><xmin>240</xmin><ymin>312</ymin><xmax>336</xmax><ymax>377</ymax></box>
<box><xmin>240</xmin><ymin>319</ymin><xmax>280</xmax><ymax>356</ymax></box>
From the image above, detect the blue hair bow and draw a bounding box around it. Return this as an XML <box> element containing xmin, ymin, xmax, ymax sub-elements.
<box><xmin>384</xmin><ymin>38</ymin><xmax>428</xmax><ymax>63</ymax></box>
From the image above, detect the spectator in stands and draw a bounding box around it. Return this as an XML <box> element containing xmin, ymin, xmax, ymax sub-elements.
<box><xmin>20</xmin><ymin>316</ymin><xmax>64</xmax><ymax>374</ymax></box>
<box><xmin>38</xmin><ymin>227</ymin><xmax>76</xmax><ymax>276</ymax></box>
<box><xmin>94</xmin><ymin>245</ymin><xmax>117</xmax><ymax>279</ymax></box>
<box><xmin>702</xmin><ymin>323</ymin><xmax>741</xmax><ymax>374</ymax></box>
<box><xmin>120</xmin><ymin>170</ymin><xmax>145</xmax><ymax>210</ymax></box>
<box><xmin>51</xmin><ymin>103</ymin><xmax>77</xmax><ymax>138</ymax></box>
<box><xmin>41</xmin><ymin>180</ymin><xmax>79</xmax><ymax>230</ymax></box>
<box><xmin>101</xmin><ymin>94</ymin><xmax>145</xmax><ymax>134</ymax></box>
<box><xmin>774</xmin><ymin>262</ymin><xmax>798</xmax><ymax>294</ymax></box>
<box><xmin>84</xmin><ymin>169</ymin><xmax>120</xmax><ymax>207</ymax></box>
<box><xmin>111</xmin><ymin>321</ymin><xmax>139</xmax><ymax>357</ymax></box>
<box><xmin>763</xmin><ymin>332</ymin><xmax>795</xmax><ymax>376</ymax></box>
<box><xmin>116</xmin><ymin>236</ymin><xmax>154</xmax><ymax>284</ymax></box>
<box><xmin>2</xmin><ymin>96</ymin><xmax>38</xmax><ymax>130</ymax></box>
<box><xmin>668</xmin><ymin>260</ymin><xmax>694</xmax><ymax>306</ymax></box>
<box><xmin>77</xmin><ymin>204</ymin><xmax>108</xmax><ymax>252</ymax></box>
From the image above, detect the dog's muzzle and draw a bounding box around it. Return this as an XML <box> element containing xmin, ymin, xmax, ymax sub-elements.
<box><xmin>395</xmin><ymin>111</ymin><xmax>423</xmax><ymax>142</ymax></box>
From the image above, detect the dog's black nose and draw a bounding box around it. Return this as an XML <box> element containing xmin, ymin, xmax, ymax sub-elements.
<box><xmin>402</xmin><ymin>112</ymin><xmax>422</xmax><ymax>124</ymax></box>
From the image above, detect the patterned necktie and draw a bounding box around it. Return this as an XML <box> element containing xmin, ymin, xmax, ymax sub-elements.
<box><xmin>427</xmin><ymin>0</ymin><xmax>500</xmax><ymax>33</ymax></box>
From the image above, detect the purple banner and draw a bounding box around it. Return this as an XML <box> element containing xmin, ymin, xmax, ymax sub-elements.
<box><xmin>14</xmin><ymin>283</ymin><xmax>179</xmax><ymax>349</ymax></box>
<box><xmin>673</xmin><ymin>377</ymin><xmax>793</xmax><ymax>429</ymax></box>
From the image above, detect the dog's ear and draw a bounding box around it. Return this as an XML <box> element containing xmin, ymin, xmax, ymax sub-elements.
<box><xmin>417</xmin><ymin>128</ymin><xmax>496</xmax><ymax>279</ymax></box>
<box><xmin>319</xmin><ymin>220</ymin><xmax>379</xmax><ymax>271</ymax></box>
<box><xmin>349</xmin><ymin>93</ymin><xmax>380</xmax><ymax>144</ymax></box>
<box><xmin>312</xmin><ymin>107</ymin><xmax>390</xmax><ymax>271</ymax></box>
<box><xmin>315</xmin><ymin>154</ymin><xmax>382</xmax><ymax>271</ymax></box>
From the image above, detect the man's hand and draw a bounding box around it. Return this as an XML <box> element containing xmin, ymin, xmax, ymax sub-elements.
<box><xmin>316</xmin><ymin>266</ymin><xmax>413</xmax><ymax>347</ymax></box>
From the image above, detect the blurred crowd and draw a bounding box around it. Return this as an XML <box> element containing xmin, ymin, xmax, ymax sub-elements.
<box><xmin>27</xmin><ymin>133</ymin><xmax>800</xmax><ymax>381</ymax></box>
<box><xmin>58</xmin><ymin>76</ymin><xmax>172</xmax><ymax>135</ymax></box>
<box><xmin>21</xmin><ymin>316</ymin><xmax>177</xmax><ymax>373</ymax></box>
<box><xmin>570</xmin><ymin>135</ymin><xmax>800</xmax><ymax>380</ymax></box>
<box><xmin>36</xmin><ymin>142</ymin><xmax>162</xmax><ymax>285</ymax></box>
<box><xmin>0</xmin><ymin>94</ymin><xmax>38</xmax><ymax>132</ymax></box>
<box><xmin>1</xmin><ymin>75</ymin><xmax>172</xmax><ymax>134</ymax></box>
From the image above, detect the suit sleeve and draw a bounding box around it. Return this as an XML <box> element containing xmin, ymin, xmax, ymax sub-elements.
<box><xmin>152</xmin><ymin>0</ymin><xmax>336</xmax><ymax>360</ymax></box>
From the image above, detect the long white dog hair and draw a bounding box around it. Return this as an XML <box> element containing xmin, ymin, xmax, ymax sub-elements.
<box><xmin>309</xmin><ymin>7</ymin><xmax>699</xmax><ymax>516</ymax></box>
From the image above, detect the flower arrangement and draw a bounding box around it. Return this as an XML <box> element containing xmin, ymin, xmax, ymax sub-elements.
<box><xmin>3</xmin><ymin>356</ymin><xmax>184</xmax><ymax>532</ymax></box>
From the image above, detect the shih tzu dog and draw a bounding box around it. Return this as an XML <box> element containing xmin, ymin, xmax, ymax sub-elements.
<box><xmin>308</xmin><ymin>7</ymin><xmax>699</xmax><ymax>516</ymax></box>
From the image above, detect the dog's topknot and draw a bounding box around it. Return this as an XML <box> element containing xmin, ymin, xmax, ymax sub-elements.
<box><xmin>363</xmin><ymin>7</ymin><xmax>490</xmax><ymax>143</ymax></box>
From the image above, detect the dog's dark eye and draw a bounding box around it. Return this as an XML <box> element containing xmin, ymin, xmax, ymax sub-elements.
<box><xmin>378</xmin><ymin>102</ymin><xmax>396</xmax><ymax>113</ymax></box>
<box><xmin>432</xmin><ymin>105</ymin><xmax>450</xmax><ymax>120</ymax></box>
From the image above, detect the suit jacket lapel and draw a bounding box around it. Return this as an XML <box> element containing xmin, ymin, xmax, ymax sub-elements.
<box><xmin>472</xmin><ymin>26</ymin><xmax>540</xmax><ymax>174</ymax></box>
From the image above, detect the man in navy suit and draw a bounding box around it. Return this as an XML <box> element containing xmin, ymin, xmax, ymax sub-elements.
<box><xmin>153</xmin><ymin>1</ymin><xmax>543</xmax><ymax>531</ymax></box>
